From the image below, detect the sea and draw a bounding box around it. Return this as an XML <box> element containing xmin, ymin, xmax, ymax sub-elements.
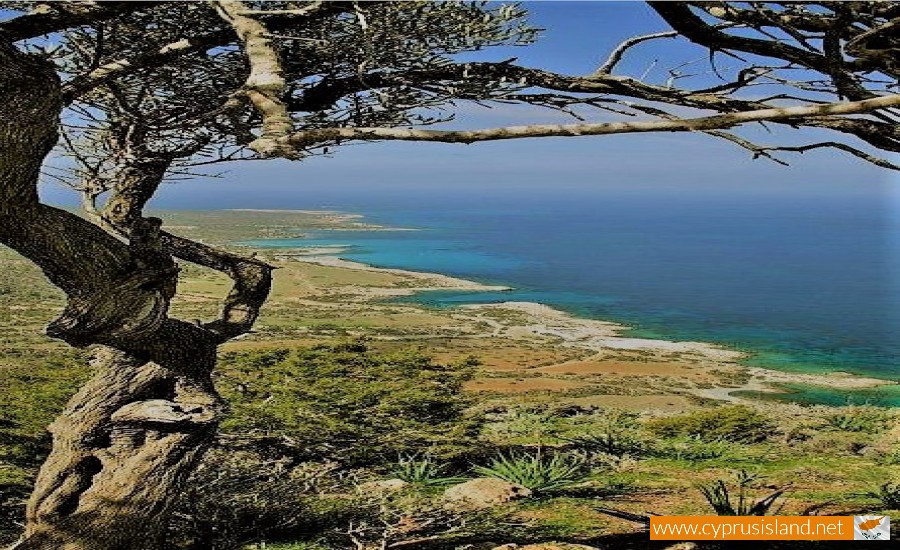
<box><xmin>243</xmin><ymin>186</ymin><xmax>900</xmax><ymax>406</ymax></box>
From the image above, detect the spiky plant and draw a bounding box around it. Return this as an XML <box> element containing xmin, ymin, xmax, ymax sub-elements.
<box><xmin>473</xmin><ymin>451</ymin><xmax>589</xmax><ymax>494</ymax></box>
<box><xmin>697</xmin><ymin>470</ymin><xmax>787</xmax><ymax>516</ymax></box>
<box><xmin>390</xmin><ymin>454</ymin><xmax>468</xmax><ymax>487</ymax></box>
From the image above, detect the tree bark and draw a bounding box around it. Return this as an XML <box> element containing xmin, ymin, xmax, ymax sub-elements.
<box><xmin>0</xmin><ymin>39</ymin><xmax>243</xmax><ymax>550</ymax></box>
<box><xmin>15</xmin><ymin>348</ymin><xmax>221</xmax><ymax>550</ymax></box>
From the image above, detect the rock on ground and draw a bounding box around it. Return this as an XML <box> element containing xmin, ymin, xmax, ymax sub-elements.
<box><xmin>443</xmin><ymin>477</ymin><xmax>532</xmax><ymax>509</ymax></box>
<box><xmin>356</xmin><ymin>478</ymin><xmax>409</xmax><ymax>494</ymax></box>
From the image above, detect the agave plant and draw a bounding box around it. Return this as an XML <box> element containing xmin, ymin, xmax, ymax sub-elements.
<box><xmin>564</xmin><ymin>409</ymin><xmax>647</xmax><ymax>457</ymax></box>
<box><xmin>823</xmin><ymin>406</ymin><xmax>893</xmax><ymax>434</ymax></box>
<box><xmin>565</xmin><ymin>431</ymin><xmax>647</xmax><ymax>458</ymax></box>
<box><xmin>473</xmin><ymin>451</ymin><xmax>589</xmax><ymax>494</ymax></box>
<box><xmin>697</xmin><ymin>470</ymin><xmax>787</xmax><ymax>516</ymax></box>
<box><xmin>390</xmin><ymin>454</ymin><xmax>468</xmax><ymax>486</ymax></box>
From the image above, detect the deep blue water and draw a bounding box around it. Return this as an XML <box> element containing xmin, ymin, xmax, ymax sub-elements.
<box><xmin>244</xmin><ymin>187</ymin><xmax>900</xmax><ymax>403</ymax></box>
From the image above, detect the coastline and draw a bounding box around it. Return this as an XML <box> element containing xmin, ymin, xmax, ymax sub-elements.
<box><xmin>266</xmin><ymin>250</ymin><xmax>896</xmax><ymax>405</ymax></box>
<box><xmin>274</xmin><ymin>253</ymin><xmax>512</xmax><ymax>294</ymax></box>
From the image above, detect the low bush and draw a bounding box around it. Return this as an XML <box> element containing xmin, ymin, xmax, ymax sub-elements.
<box><xmin>0</xmin><ymin>350</ymin><xmax>91</xmax><ymax>544</ymax></box>
<box><xmin>652</xmin><ymin>437</ymin><xmax>740</xmax><ymax>461</ymax></box>
<box><xmin>823</xmin><ymin>406</ymin><xmax>894</xmax><ymax>434</ymax></box>
<box><xmin>168</xmin><ymin>449</ymin><xmax>358</xmax><ymax>550</ymax></box>
<box><xmin>218</xmin><ymin>341</ymin><xmax>479</xmax><ymax>465</ymax></box>
<box><xmin>0</xmin><ymin>473</ymin><xmax>29</xmax><ymax>545</ymax></box>
<box><xmin>874</xmin><ymin>447</ymin><xmax>900</xmax><ymax>466</ymax></box>
<box><xmin>325</xmin><ymin>495</ymin><xmax>525</xmax><ymax>550</ymax></box>
<box><xmin>480</xmin><ymin>407</ymin><xmax>569</xmax><ymax>445</ymax></box>
<box><xmin>564</xmin><ymin>409</ymin><xmax>648</xmax><ymax>458</ymax></box>
<box><xmin>647</xmin><ymin>405</ymin><xmax>776</xmax><ymax>443</ymax></box>
<box><xmin>866</xmin><ymin>482</ymin><xmax>900</xmax><ymax>510</ymax></box>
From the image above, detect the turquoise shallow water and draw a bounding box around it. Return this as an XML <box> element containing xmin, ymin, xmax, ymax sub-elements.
<box><xmin>733</xmin><ymin>383</ymin><xmax>900</xmax><ymax>407</ymax></box>
<box><xmin>244</xmin><ymin>189</ymin><xmax>900</xmax><ymax>405</ymax></box>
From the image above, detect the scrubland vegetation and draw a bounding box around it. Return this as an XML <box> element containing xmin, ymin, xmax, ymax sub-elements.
<box><xmin>2</xmin><ymin>338</ymin><xmax>898</xmax><ymax>548</ymax></box>
<box><xmin>1</xmin><ymin>215</ymin><xmax>898</xmax><ymax>548</ymax></box>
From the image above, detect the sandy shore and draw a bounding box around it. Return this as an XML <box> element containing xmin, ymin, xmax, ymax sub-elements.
<box><xmin>228</xmin><ymin>209</ymin><xmax>360</xmax><ymax>215</ymax></box>
<box><xmin>465</xmin><ymin>301</ymin><xmax>744</xmax><ymax>361</ymax></box>
<box><xmin>274</xmin><ymin>247</ymin><xmax>351</xmax><ymax>256</ymax></box>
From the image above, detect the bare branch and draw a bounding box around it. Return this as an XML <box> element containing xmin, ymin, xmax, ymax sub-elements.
<box><xmin>595</xmin><ymin>30</ymin><xmax>678</xmax><ymax>75</ymax></box>
<box><xmin>237</xmin><ymin>3</ymin><xmax>325</xmax><ymax>17</ymax></box>
<box><xmin>286</xmin><ymin>93</ymin><xmax>900</xmax><ymax>148</ymax></box>
<box><xmin>61</xmin><ymin>3</ymin><xmax>351</xmax><ymax>104</ymax></box>
<box><xmin>62</xmin><ymin>31</ymin><xmax>232</xmax><ymax>104</ymax></box>
<box><xmin>649</xmin><ymin>2</ymin><xmax>830</xmax><ymax>72</ymax></box>
<box><xmin>754</xmin><ymin>141</ymin><xmax>900</xmax><ymax>171</ymax></box>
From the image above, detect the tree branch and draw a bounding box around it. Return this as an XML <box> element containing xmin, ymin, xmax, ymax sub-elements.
<box><xmin>0</xmin><ymin>2</ymin><xmax>147</xmax><ymax>42</ymax></box>
<box><xmin>649</xmin><ymin>2</ymin><xmax>829</xmax><ymax>71</ymax></box>
<box><xmin>61</xmin><ymin>30</ymin><xmax>234</xmax><ymax>104</ymax></box>
<box><xmin>286</xmin><ymin>93</ymin><xmax>900</xmax><ymax>148</ymax></box>
<box><xmin>649</xmin><ymin>2</ymin><xmax>877</xmax><ymax>100</ymax></box>
<box><xmin>753</xmin><ymin>141</ymin><xmax>900</xmax><ymax>170</ymax></box>
<box><xmin>594</xmin><ymin>30</ymin><xmax>678</xmax><ymax>75</ymax></box>
<box><xmin>61</xmin><ymin>3</ymin><xmax>351</xmax><ymax>104</ymax></box>
<box><xmin>215</xmin><ymin>0</ymin><xmax>296</xmax><ymax>158</ymax></box>
<box><xmin>80</xmin><ymin>152</ymin><xmax>273</xmax><ymax>343</ymax></box>
<box><xmin>163</xmin><ymin>231</ymin><xmax>273</xmax><ymax>342</ymax></box>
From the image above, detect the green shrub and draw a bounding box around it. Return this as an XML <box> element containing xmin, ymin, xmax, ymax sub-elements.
<box><xmin>823</xmin><ymin>406</ymin><xmax>894</xmax><ymax>434</ymax></box>
<box><xmin>698</xmin><ymin>470</ymin><xmax>787</xmax><ymax>516</ymax></box>
<box><xmin>390</xmin><ymin>454</ymin><xmax>467</xmax><ymax>486</ymax></box>
<box><xmin>866</xmin><ymin>482</ymin><xmax>900</xmax><ymax>510</ymax></box>
<box><xmin>473</xmin><ymin>451</ymin><xmax>589</xmax><ymax>494</ymax></box>
<box><xmin>169</xmin><ymin>449</ymin><xmax>359</xmax><ymax>550</ymax></box>
<box><xmin>0</xmin><ymin>468</ymin><xmax>30</xmax><ymax>545</ymax></box>
<box><xmin>566</xmin><ymin>432</ymin><xmax>647</xmax><ymax>458</ymax></box>
<box><xmin>564</xmin><ymin>409</ymin><xmax>647</xmax><ymax>457</ymax></box>
<box><xmin>218</xmin><ymin>341</ymin><xmax>478</xmax><ymax>465</ymax></box>
<box><xmin>875</xmin><ymin>447</ymin><xmax>900</xmax><ymax>466</ymax></box>
<box><xmin>322</xmin><ymin>494</ymin><xmax>524</xmax><ymax>549</ymax></box>
<box><xmin>255</xmin><ymin>544</ymin><xmax>332</xmax><ymax>550</ymax></box>
<box><xmin>647</xmin><ymin>405</ymin><xmax>776</xmax><ymax>443</ymax></box>
<box><xmin>652</xmin><ymin>437</ymin><xmax>739</xmax><ymax>461</ymax></box>
<box><xmin>481</xmin><ymin>407</ymin><xmax>569</xmax><ymax>445</ymax></box>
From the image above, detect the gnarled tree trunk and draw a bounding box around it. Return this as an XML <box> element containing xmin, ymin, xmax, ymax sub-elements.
<box><xmin>1</xmin><ymin>40</ymin><xmax>271</xmax><ymax>550</ymax></box>
<box><xmin>17</xmin><ymin>348</ymin><xmax>221</xmax><ymax>550</ymax></box>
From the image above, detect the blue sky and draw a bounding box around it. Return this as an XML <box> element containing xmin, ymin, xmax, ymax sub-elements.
<box><xmin>38</xmin><ymin>1</ymin><xmax>897</xmax><ymax>209</ymax></box>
